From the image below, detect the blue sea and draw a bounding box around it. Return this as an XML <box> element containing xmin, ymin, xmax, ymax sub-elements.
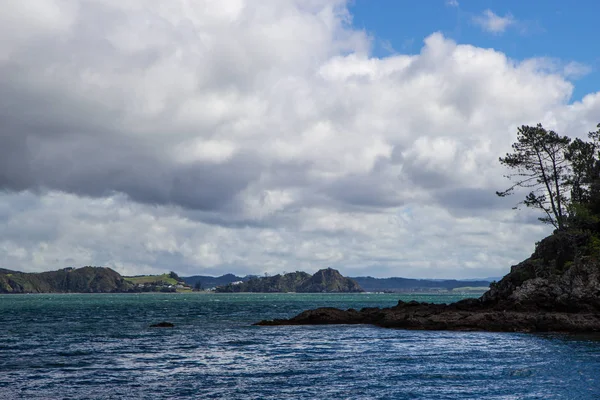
<box><xmin>1</xmin><ymin>292</ymin><xmax>599</xmax><ymax>399</ymax></box>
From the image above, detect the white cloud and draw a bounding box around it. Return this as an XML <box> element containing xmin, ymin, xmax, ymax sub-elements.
<box><xmin>0</xmin><ymin>0</ymin><xmax>598</xmax><ymax>279</ymax></box>
<box><xmin>519</xmin><ymin>57</ymin><xmax>592</xmax><ymax>82</ymax></box>
<box><xmin>562</xmin><ymin>61</ymin><xmax>593</xmax><ymax>80</ymax></box>
<box><xmin>472</xmin><ymin>9</ymin><xmax>515</xmax><ymax>34</ymax></box>
<box><xmin>446</xmin><ymin>0</ymin><xmax>459</xmax><ymax>7</ymax></box>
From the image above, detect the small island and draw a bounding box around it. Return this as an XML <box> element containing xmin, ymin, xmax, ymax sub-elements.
<box><xmin>215</xmin><ymin>268</ymin><xmax>363</xmax><ymax>293</ymax></box>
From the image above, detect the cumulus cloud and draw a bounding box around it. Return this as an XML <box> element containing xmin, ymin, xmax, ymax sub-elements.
<box><xmin>0</xmin><ymin>0</ymin><xmax>598</xmax><ymax>278</ymax></box>
<box><xmin>472</xmin><ymin>9</ymin><xmax>515</xmax><ymax>34</ymax></box>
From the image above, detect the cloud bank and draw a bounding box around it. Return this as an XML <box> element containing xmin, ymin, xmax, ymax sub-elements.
<box><xmin>1</xmin><ymin>0</ymin><xmax>599</xmax><ymax>278</ymax></box>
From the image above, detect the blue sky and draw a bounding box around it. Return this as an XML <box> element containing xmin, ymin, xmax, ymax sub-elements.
<box><xmin>349</xmin><ymin>0</ymin><xmax>599</xmax><ymax>101</ymax></box>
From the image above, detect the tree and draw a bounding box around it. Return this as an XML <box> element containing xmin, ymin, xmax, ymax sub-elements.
<box><xmin>497</xmin><ymin>124</ymin><xmax>571</xmax><ymax>230</ymax></box>
<box><xmin>565</xmin><ymin>124</ymin><xmax>600</xmax><ymax>224</ymax></box>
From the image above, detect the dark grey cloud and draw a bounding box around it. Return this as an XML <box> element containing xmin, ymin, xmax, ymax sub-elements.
<box><xmin>434</xmin><ymin>187</ymin><xmax>504</xmax><ymax>214</ymax></box>
<box><xmin>324</xmin><ymin>173</ymin><xmax>405</xmax><ymax>208</ymax></box>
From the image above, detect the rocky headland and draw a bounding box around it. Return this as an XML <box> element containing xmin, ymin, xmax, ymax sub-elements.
<box><xmin>216</xmin><ymin>268</ymin><xmax>363</xmax><ymax>293</ymax></box>
<box><xmin>256</xmin><ymin>231</ymin><xmax>600</xmax><ymax>332</ymax></box>
<box><xmin>0</xmin><ymin>267</ymin><xmax>191</xmax><ymax>293</ymax></box>
<box><xmin>0</xmin><ymin>266</ymin><xmax>132</xmax><ymax>293</ymax></box>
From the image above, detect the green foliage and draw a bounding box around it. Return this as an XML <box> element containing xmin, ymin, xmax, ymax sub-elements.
<box><xmin>566</xmin><ymin>202</ymin><xmax>600</xmax><ymax>229</ymax></box>
<box><xmin>0</xmin><ymin>267</ymin><xmax>131</xmax><ymax>293</ymax></box>
<box><xmin>588</xmin><ymin>235</ymin><xmax>600</xmax><ymax>259</ymax></box>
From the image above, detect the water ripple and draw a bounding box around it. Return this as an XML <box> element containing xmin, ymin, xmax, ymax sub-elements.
<box><xmin>0</xmin><ymin>293</ymin><xmax>599</xmax><ymax>399</ymax></box>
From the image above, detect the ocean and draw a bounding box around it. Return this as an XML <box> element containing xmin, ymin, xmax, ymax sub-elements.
<box><xmin>0</xmin><ymin>292</ymin><xmax>598</xmax><ymax>399</ymax></box>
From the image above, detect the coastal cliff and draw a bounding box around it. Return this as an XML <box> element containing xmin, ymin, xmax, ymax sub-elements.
<box><xmin>0</xmin><ymin>267</ymin><xmax>194</xmax><ymax>293</ymax></box>
<box><xmin>256</xmin><ymin>231</ymin><xmax>600</xmax><ymax>332</ymax></box>
<box><xmin>480</xmin><ymin>231</ymin><xmax>600</xmax><ymax>312</ymax></box>
<box><xmin>0</xmin><ymin>266</ymin><xmax>132</xmax><ymax>293</ymax></box>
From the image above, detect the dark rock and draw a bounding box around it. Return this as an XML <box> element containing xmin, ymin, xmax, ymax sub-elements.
<box><xmin>255</xmin><ymin>232</ymin><xmax>600</xmax><ymax>333</ymax></box>
<box><xmin>255</xmin><ymin>304</ymin><xmax>600</xmax><ymax>332</ymax></box>
<box><xmin>481</xmin><ymin>232</ymin><xmax>600</xmax><ymax>313</ymax></box>
<box><xmin>150</xmin><ymin>321</ymin><xmax>175</xmax><ymax>328</ymax></box>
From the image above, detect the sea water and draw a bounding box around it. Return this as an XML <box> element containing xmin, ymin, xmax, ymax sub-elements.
<box><xmin>0</xmin><ymin>292</ymin><xmax>598</xmax><ymax>399</ymax></box>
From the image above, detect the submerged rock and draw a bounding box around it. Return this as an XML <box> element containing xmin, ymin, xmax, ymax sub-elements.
<box><xmin>150</xmin><ymin>321</ymin><xmax>175</xmax><ymax>328</ymax></box>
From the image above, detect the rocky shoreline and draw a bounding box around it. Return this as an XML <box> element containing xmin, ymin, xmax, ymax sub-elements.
<box><xmin>255</xmin><ymin>299</ymin><xmax>600</xmax><ymax>332</ymax></box>
<box><xmin>256</xmin><ymin>232</ymin><xmax>600</xmax><ymax>333</ymax></box>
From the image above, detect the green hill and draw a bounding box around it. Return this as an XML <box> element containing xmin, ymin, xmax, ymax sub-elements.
<box><xmin>0</xmin><ymin>266</ymin><xmax>131</xmax><ymax>293</ymax></box>
<box><xmin>124</xmin><ymin>272</ymin><xmax>192</xmax><ymax>292</ymax></box>
<box><xmin>0</xmin><ymin>268</ymin><xmax>195</xmax><ymax>293</ymax></box>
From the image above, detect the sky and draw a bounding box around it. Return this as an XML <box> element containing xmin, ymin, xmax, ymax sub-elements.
<box><xmin>0</xmin><ymin>0</ymin><xmax>599</xmax><ymax>279</ymax></box>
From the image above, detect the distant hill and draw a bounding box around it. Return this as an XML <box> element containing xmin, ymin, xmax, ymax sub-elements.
<box><xmin>215</xmin><ymin>268</ymin><xmax>363</xmax><ymax>293</ymax></box>
<box><xmin>0</xmin><ymin>266</ymin><xmax>491</xmax><ymax>294</ymax></box>
<box><xmin>349</xmin><ymin>276</ymin><xmax>491</xmax><ymax>292</ymax></box>
<box><xmin>0</xmin><ymin>267</ymin><xmax>195</xmax><ymax>293</ymax></box>
<box><xmin>0</xmin><ymin>268</ymin><xmax>19</xmax><ymax>274</ymax></box>
<box><xmin>181</xmin><ymin>274</ymin><xmax>251</xmax><ymax>289</ymax></box>
<box><xmin>123</xmin><ymin>272</ymin><xmax>192</xmax><ymax>292</ymax></box>
<box><xmin>0</xmin><ymin>266</ymin><xmax>132</xmax><ymax>293</ymax></box>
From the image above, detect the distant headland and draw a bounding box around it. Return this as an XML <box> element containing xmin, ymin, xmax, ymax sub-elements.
<box><xmin>0</xmin><ymin>266</ymin><xmax>492</xmax><ymax>294</ymax></box>
<box><xmin>214</xmin><ymin>268</ymin><xmax>363</xmax><ymax>293</ymax></box>
<box><xmin>0</xmin><ymin>267</ymin><xmax>193</xmax><ymax>294</ymax></box>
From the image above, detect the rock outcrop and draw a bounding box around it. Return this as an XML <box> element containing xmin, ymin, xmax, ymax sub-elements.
<box><xmin>299</xmin><ymin>268</ymin><xmax>363</xmax><ymax>293</ymax></box>
<box><xmin>150</xmin><ymin>322</ymin><xmax>175</xmax><ymax>328</ymax></box>
<box><xmin>256</xmin><ymin>300</ymin><xmax>600</xmax><ymax>332</ymax></box>
<box><xmin>481</xmin><ymin>232</ymin><xmax>600</xmax><ymax>312</ymax></box>
<box><xmin>256</xmin><ymin>233</ymin><xmax>600</xmax><ymax>332</ymax></box>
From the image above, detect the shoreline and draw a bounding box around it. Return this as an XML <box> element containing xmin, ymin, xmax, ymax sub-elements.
<box><xmin>255</xmin><ymin>299</ymin><xmax>600</xmax><ymax>333</ymax></box>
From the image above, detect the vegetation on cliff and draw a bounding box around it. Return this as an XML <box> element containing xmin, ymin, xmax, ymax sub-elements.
<box><xmin>215</xmin><ymin>268</ymin><xmax>363</xmax><ymax>293</ymax></box>
<box><xmin>0</xmin><ymin>268</ymin><xmax>193</xmax><ymax>293</ymax></box>
<box><xmin>0</xmin><ymin>266</ymin><xmax>132</xmax><ymax>293</ymax></box>
<box><xmin>123</xmin><ymin>271</ymin><xmax>192</xmax><ymax>292</ymax></box>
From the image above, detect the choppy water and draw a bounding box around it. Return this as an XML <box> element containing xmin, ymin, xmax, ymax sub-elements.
<box><xmin>0</xmin><ymin>293</ymin><xmax>599</xmax><ymax>399</ymax></box>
